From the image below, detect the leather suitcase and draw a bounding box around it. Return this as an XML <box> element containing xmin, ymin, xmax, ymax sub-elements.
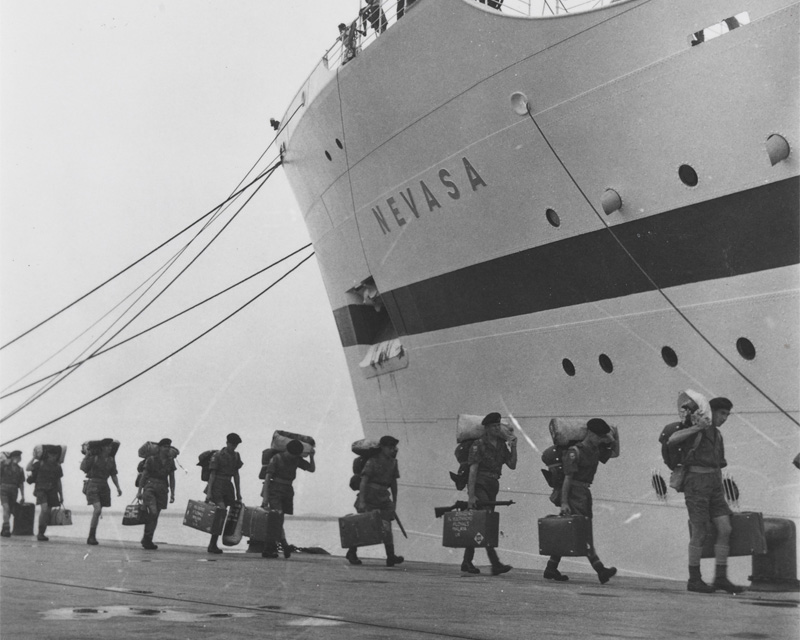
<box><xmin>122</xmin><ymin>501</ymin><xmax>147</xmax><ymax>526</ymax></box>
<box><xmin>12</xmin><ymin>502</ymin><xmax>35</xmax><ymax>535</ymax></box>
<box><xmin>692</xmin><ymin>511</ymin><xmax>767</xmax><ymax>557</ymax></box>
<box><xmin>538</xmin><ymin>515</ymin><xmax>592</xmax><ymax>556</ymax></box>
<box><xmin>48</xmin><ymin>506</ymin><xmax>72</xmax><ymax>526</ymax></box>
<box><xmin>182</xmin><ymin>499</ymin><xmax>227</xmax><ymax>535</ymax></box>
<box><xmin>442</xmin><ymin>510</ymin><xmax>499</xmax><ymax>548</ymax></box>
<box><xmin>339</xmin><ymin>511</ymin><xmax>384</xmax><ymax>548</ymax></box>
<box><xmin>242</xmin><ymin>507</ymin><xmax>283</xmax><ymax>542</ymax></box>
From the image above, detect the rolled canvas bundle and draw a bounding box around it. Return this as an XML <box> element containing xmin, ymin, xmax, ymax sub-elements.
<box><xmin>456</xmin><ymin>415</ymin><xmax>514</xmax><ymax>443</ymax></box>
<box><xmin>270</xmin><ymin>430</ymin><xmax>315</xmax><ymax>456</ymax></box>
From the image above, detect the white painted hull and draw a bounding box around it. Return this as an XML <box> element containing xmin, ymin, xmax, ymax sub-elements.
<box><xmin>280</xmin><ymin>0</ymin><xmax>800</xmax><ymax>580</ymax></box>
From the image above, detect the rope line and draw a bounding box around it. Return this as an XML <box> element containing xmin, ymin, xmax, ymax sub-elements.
<box><xmin>0</xmin><ymin>251</ymin><xmax>315</xmax><ymax>448</ymax></box>
<box><xmin>0</xmin><ymin>163</ymin><xmax>280</xmax><ymax>424</ymax></box>
<box><xmin>0</xmin><ymin>161</ymin><xmax>280</xmax><ymax>352</ymax></box>
<box><xmin>524</xmin><ymin>103</ymin><xmax>799</xmax><ymax>428</ymax></box>
<box><xmin>0</xmin><ymin>243</ymin><xmax>312</xmax><ymax>400</ymax></box>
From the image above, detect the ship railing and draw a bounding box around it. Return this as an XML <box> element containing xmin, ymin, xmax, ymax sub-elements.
<box><xmin>322</xmin><ymin>0</ymin><xmax>621</xmax><ymax>72</ymax></box>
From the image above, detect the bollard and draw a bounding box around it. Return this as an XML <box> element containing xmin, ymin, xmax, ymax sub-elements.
<box><xmin>749</xmin><ymin>518</ymin><xmax>800</xmax><ymax>592</ymax></box>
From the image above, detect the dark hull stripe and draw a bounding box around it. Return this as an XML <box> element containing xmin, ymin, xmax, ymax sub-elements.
<box><xmin>334</xmin><ymin>177</ymin><xmax>799</xmax><ymax>347</ymax></box>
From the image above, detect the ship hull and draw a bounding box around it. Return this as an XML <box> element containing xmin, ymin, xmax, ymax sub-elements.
<box><xmin>280</xmin><ymin>0</ymin><xmax>800</xmax><ymax>580</ymax></box>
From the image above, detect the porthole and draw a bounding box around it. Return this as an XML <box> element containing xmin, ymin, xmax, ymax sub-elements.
<box><xmin>678</xmin><ymin>164</ymin><xmax>698</xmax><ymax>187</ymax></box>
<box><xmin>562</xmin><ymin>358</ymin><xmax>575</xmax><ymax>376</ymax></box>
<box><xmin>336</xmin><ymin>138</ymin><xmax>343</xmax><ymax>149</ymax></box>
<box><xmin>545</xmin><ymin>208</ymin><xmax>561</xmax><ymax>228</ymax></box>
<box><xmin>661</xmin><ymin>346</ymin><xmax>678</xmax><ymax>368</ymax></box>
<box><xmin>736</xmin><ymin>337</ymin><xmax>756</xmax><ymax>360</ymax></box>
<box><xmin>651</xmin><ymin>472</ymin><xmax>668</xmax><ymax>499</ymax></box>
<box><xmin>325</xmin><ymin>151</ymin><xmax>332</xmax><ymax>161</ymax></box>
<box><xmin>599</xmin><ymin>353</ymin><xmax>614</xmax><ymax>373</ymax></box>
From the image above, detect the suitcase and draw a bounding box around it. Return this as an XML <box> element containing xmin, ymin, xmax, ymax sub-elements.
<box><xmin>182</xmin><ymin>499</ymin><xmax>227</xmax><ymax>535</ymax></box>
<box><xmin>12</xmin><ymin>502</ymin><xmax>35</xmax><ymax>535</ymax></box>
<box><xmin>122</xmin><ymin>501</ymin><xmax>147</xmax><ymax>526</ymax></box>
<box><xmin>691</xmin><ymin>511</ymin><xmax>767</xmax><ymax>557</ymax></box>
<box><xmin>339</xmin><ymin>511</ymin><xmax>384</xmax><ymax>548</ymax></box>
<box><xmin>242</xmin><ymin>507</ymin><xmax>283</xmax><ymax>542</ymax></box>
<box><xmin>222</xmin><ymin>501</ymin><xmax>245</xmax><ymax>546</ymax></box>
<box><xmin>442</xmin><ymin>510</ymin><xmax>499</xmax><ymax>548</ymax></box>
<box><xmin>538</xmin><ymin>514</ymin><xmax>592</xmax><ymax>556</ymax></box>
<box><xmin>48</xmin><ymin>506</ymin><xmax>72</xmax><ymax>526</ymax></box>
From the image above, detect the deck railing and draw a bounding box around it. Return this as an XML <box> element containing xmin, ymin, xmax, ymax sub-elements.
<box><xmin>323</xmin><ymin>0</ymin><xmax>620</xmax><ymax>71</ymax></box>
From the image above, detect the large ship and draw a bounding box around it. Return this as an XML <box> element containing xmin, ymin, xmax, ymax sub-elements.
<box><xmin>278</xmin><ymin>0</ymin><xmax>799</xmax><ymax>580</ymax></box>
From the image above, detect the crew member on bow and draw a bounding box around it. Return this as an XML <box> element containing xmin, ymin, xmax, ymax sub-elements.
<box><xmin>545</xmin><ymin>418</ymin><xmax>617</xmax><ymax>584</ymax></box>
<box><xmin>463</xmin><ymin>412</ymin><xmax>516</xmax><ymax>576</ymax></box>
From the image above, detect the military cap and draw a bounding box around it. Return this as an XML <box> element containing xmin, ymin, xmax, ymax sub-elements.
<box><xmin>379</xmin><ymin>435</ymin><xmax>399</xmax><ymax>447</ymax></box>
<box><xmin>9</xmin><ymin>450</ymin><xmax>22</xmax><ymax>458</ymax></box>
<box><xmin>586</xmin><ymin>418</ymin><xmax>611</xmax><ymax>436</ymax></box>
<box><xmin>286</xmin><ymin>439</ymin><xmax>304</xmax><ymax>455</ymax></box>
<box><xmin>227</xmin><ymin>432</ymin><xmax>242</xmax><ymax>445</ymax></box>
<box><xmin>481</xmin><ymin>412</ymin><xmax>502</xmax><ymax>426</ymax></box>
<box><xmin>709</xmin><ymin>397</ymin><xmax>733</xmax><ymax>411</ymax></box>
<box><xmin>158</xmin><ymin>438</ymin><xmax>172</xmax><ymax>447</ymax></box>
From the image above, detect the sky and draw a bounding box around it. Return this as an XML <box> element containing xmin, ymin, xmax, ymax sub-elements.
<box><xmin>0</xmin><ymin>1</ymin><xmax>367</xmax><ymax>516</ymax></box>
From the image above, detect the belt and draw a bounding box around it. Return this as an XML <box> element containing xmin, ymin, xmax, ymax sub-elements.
<box><xmin>478</xmin><ymin>472</ymin><xmax>500</xmax><ymax>480</ymax></box>
<box><xmin>570</xmin><ymin>480</ymin><xmax>591</xmax><ymax>487</ymax></box>
<box><xmin>214</xmin><ymin>474</ymin><xmax>232</xmax><ymax>479</ymax></box>
<box><xmin>270</xmin><ymin>477</ymin><xmax>293</xmax><ymax>486</ymax></box>
<box><xmin>146</xmin><ymin>478</ymin><xmax>168</xmax><ymax>485</ymax></box>
<box><xmin>687</xmin><ymin>466</ymin><xmax>718</xmax><ymax>474</ymax></box>
<box><xmin>367</xmin><ymin>482</ymin><xmax>390</xmax><ymax>490</ymax></box>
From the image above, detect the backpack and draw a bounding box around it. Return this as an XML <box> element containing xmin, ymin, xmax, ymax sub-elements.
<box><xmin>659</xmin><ymin>421</ymin><xmax>689</xmax><ymax>470</ymax></box>
<box><xmin>448</xmin><ymin>438</ymin><xmax>477</xmax><ymax>490</ymax></box>
<box><xmin>134</xmin><ymin>459</ymin><xmax>146</xmax><ymax>487</ymax></box>
<box><xmin>349</xmin><ymin>454</ymin><xmax>373</xmax><ymax>491</ymax></box>
<box><xmin>197</xmin><ymin>450</ymin><xmax>218</xmax><ymax>482</ymax></box>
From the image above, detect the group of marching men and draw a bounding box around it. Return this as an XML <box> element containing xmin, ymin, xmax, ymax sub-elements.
<box><xmin>0</xmin><ymin>431</ymin><xmax>318</xmax><ymax>558</ymax></box>
<box><xmin>0</xmin><ymin>388</ymin><xmax>750</xmax><ymax>592</ymax></box>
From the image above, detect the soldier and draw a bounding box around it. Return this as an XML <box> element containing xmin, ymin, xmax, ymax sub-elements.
<box><xmin>1</xmin><ymin>451</ymin><xmax>25</xmax><ymax>537</ymax></box>
<box><xmin>544</xmin><ymin>418</ymin><xmax>617</xmax><ymax>584</ymax></box>
<box><xmin>668</xmin><ymin>395</ymin><xmax>744</xmax><ymax>594</ymax></box>
<box><xmin>80</xmin><ymin>439</ymin><xmax>122</xmax><ymax>545</ymax></box>
<box><xmin>32</xmin><ymin>449</ymin><xmax>63</xmax><ymax>542</ymax></box>
<box><xmin>137</xmin><ymin>438</ymin><xmax>176</xmax><ymax>550</ymax></box>
<box><xmin>353</xmin><ymin>435</ymin><xmax>404</xmax><ymax>567</ymax></box>
<box><xmin>462</xmin><ymin>412</ymin><xmax>516</xmax><ymax>576</ymax></box>
<box><xmin>205</xmin><ymin>433</ymin><xmax>243</xmax><ymax>554</ymax></box>
<box><xmin>261</xmin><ymin>439</ymin><xmax>315</xmax><ymax>558</ymax></box>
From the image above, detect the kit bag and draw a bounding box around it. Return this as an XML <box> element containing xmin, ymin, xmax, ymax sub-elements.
<box><xmin>456</xmin><ymin>415</ymin><xmax>514</xmax><ymax>443</ymax></box>
<box><xmin>538</xmin><ymin>515</ymin><xmax>592</xmax><ymax>557</ymax></box>
<box><xmin>81</xmin><ymin>440</ymin><xmax>120</xmax><ymax>457</ymax></box>
<box><xmin>339</xmin><ymin>511</ymin><xmax>384</xmax><ymax>548</ymax></box>
<box><xmin>197</xmin><ymin>450</ymin><xmax>218</xmax><ymax>482</ymax></box>
<box><xmin>49</xmin><ymin>505</ymin><xmax>73</xmax><ymax>526</ymax></box>
<box><xmin>270</xmin><ymin>430</ymin><xmax>315</xmax><ymax>456</ymax></box>
<box><xmin>122</xmin><ymin>500</ymin><xmax>147</xmax><ymax>526</ymax></box>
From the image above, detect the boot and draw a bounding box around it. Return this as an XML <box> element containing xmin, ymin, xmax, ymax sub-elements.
<box><xmin>1</xmin><ymin>523</ymin><xmax>10</xmax><ymax>538</ymax></box>
<box><xmin>207</xmin><ymin>534</ymin><xmax>223</xmax><ymax>555</ymax></box>
<box><xmin>687</xmin><ymin>565</ymin><xmax>715</xmax><ymax>593</ymax></box>
<box><xmin>87</xmin><ymin>527</ymin><xmax>98</xmax><ymax>545</ymax></box>
<box><xmin>261</xmin><ymin>541</ymin><xmax>279</xmax><ymax>559</ymax></box>
<box><xmin>713</xmin><ymin>565</ymin><xmax>745</xmax><ymax>594</ymax></box>
<box><xmin>281</xmin><ymin>539</ymin><xmax>292</xmax><ymax>559</ymax></box>
<box><xmin>461</xmin><ymin>547</ymin><xmax>479</xmax><ymax>573</ymax></box>
<box><xmin>487</xmin><ymin>547</ymin><xmax>511</xmax><ymax>576</ymax></box>
<box><xmin>597</xmin><ymin>566</ymin><xmax>617</xmax><ymax>585</ymax></box>
<box><xmin>345</xmin><ymin>547</ymin><xmax>362</xmax><ymax>565</ymax></box>
<box><xmin>141</xmin><ymin>534</ymin><xmax>158</xmax><ymax>550</ymax></box>
<box><xmin>544</xmin><ymin>557</ymin><xmax>568</xmax><ymax>581</ymax></box>
<box><xmin>37</xmin><ymin>525</ymin><xmax>48</xmax><ymax>542</ymax></box>
<box><xmin>385</xmin><ymin>544</ymin><xmax>404</xmax><ymax>567</ymax></box>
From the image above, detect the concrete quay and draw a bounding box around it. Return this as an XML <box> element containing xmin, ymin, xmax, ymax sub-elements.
<box><xmin>1</xmin><ymin>536</ymin><xmax>798</xmax><ymax>639</ymax></box>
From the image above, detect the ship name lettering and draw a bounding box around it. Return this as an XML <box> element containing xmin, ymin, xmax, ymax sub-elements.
<box><xmin>371</xmin><ymin>157</ymin><xmax>486</xmax><ymax>234</ymax></box>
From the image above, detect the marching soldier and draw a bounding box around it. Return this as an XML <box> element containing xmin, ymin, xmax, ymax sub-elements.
<box><xmin>80</xmin><ymin>439</ymin><xmax>122</xmax><ymax>545</ymax></box>
<box><xmin>138</xmin><ymin>438</ymin><xmax>176</xmax><ymax>550</ymax></box>
<box><xmin>205</xmin><ymin>433</ymin><xmax>243</xmax><ymax>554</ymax></box>
<box><xmin>0</xmin><ymin>451</ymin><xmax>25</xmax><ymax>537</ymax></box>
